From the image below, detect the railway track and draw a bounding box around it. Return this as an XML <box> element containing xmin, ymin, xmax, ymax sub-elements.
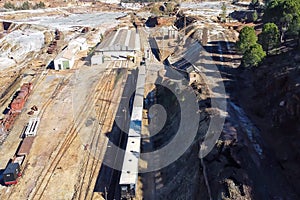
<box><xmin>28</xmin><ymin>70</ymin><xmax>113</xmax><ymax>199</ymax></box>
<box><xmin>1</xmin><ymin>70</ymin><xmax>73</xmax><ymax>198</ymax></box>
<box><xmin>76</xmin><ymin>61</ymin><xmax>129</xmax><ymax>200</ymax></box>
<box><xmin>28</xmin><ymin>61</ymin><xmax>127</xmax><ymax>200</ymax></box>
<box><xmin>92</xmin><ymin>64</ymin><xmax>138</xmax><ymax>200</ymax></box>
<box><xmin>76</xmin><ymin>65</ymin><xmax>117</xmax><ymax>199</ymax></box>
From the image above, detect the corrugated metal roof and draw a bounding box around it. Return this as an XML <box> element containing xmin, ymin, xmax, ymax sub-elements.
<box><xmin>96</xmin><ymin>28</ymin><xmax>139</xmax><ymax>52</ymax></box>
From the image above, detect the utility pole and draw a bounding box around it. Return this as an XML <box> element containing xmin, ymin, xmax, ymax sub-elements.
<box><xmin>162</xmin><ymin>29</ymin><xmax>164</xmax><ymax>60</ymax></box>
<box><xmin>184</xmin><ymin>15</ymin><xmax>186</xmax><ymax>35</ymax></box>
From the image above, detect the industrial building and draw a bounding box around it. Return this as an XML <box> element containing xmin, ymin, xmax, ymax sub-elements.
<box><xmin>54</xmin><ymin>36</ymin><xmax>88</xmax><ymax>70</ymax></box>
<box><xmin>54</xmin><ymin>46</ymin><xmax>78</xmax><ymax>70</ymax></box>
<box><xmin>91</xmin><ymin>28</ymin><xmax>140</xmax><ymax>65</ymax></box>
<box><xmin>69</xmin><ymin>37</ymin><xmax>88</xmax><ymax>51</ymax></box>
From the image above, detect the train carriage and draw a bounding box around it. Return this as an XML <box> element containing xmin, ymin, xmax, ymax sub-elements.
<box><xmin>119</xmin><ymin>65</ymin><xmax>145</xmax><ymax>199</ymax></box>
<box><xmin>119</xmin><ymin>137</ymin><xmax>141</xmax><ymax>199</ymax></box>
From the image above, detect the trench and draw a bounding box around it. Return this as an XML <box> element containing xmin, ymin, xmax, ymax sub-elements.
<box><xmin>93</xmin><ymin>68</ymin><xmax>138</xmax><ymax>200</ymax></box>
<box><xmin>140</xmin><ymin>67</ymin><xmax>212</xmax><ymax>200</ymax></box>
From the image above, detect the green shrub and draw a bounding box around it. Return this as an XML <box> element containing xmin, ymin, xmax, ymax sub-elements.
<box><xmin>4</xmin><ymin>2</ymin><xmax>15</xmax><ymax>9</ymax></box>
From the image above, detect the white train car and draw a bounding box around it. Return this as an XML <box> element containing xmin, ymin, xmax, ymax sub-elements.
<box><xmin>119</xmin><ymin>64</ymin><xmax>145</xmax><ymax>199</ymax></box>
<box><xmin>119</xmin><ymin>137</ymin><xmax>141</xmax><ymax>198</ymax></box>
<box><xmin>23</xmin><ymin>117</ymin><xmax>40</xmax><ymax>137</ymax></box>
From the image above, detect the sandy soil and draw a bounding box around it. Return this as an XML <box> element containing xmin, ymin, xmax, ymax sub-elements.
<box><xmin>0</xmin><ymin>59</ymin><xmax>129</xmax><ymax>199</ymax></box>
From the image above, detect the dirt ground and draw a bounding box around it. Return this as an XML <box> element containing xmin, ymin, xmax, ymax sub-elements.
<box><xmin>0</xmin><ymin>3</ymin><xmax>143</xmax><ymax>199</ymax></box>
<box><xmin>2</xmin><ymin>1</ymin><xmax>299</xmax><ymax>199</ymax></box>
<box><xmin>0</xmin><ymin>58</ymin><xmax>133</xmax><ymax>199</ymax></box>
<box><xmin>234</xmin><ymin>49</ymin><xmax>300</xmax><ymax>198</ymax></box>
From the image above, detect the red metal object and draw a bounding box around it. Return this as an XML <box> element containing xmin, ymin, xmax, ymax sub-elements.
<box><xmin>1</xmin><ymin>83</ymin><xmax>33</xmax><ymax>132</ymax></box>
<box><xmin>10</xmin><ymin>83</ymin><xmax>32</xmax><ymax>112</ymax></box>
<box><xmin>10</xmin><ymin>99</ymin><xmax>25</xmax><ymax>112</ymax></box>
<box><xmin>55</xmin><ymin>29</ymin><xmax>61</xmax><ymax>40</ymax></box>
<box><xmin>47</xmin><ymin>40</ymin><xmax>58</xmax><ymax>54</ymax></box>
<box><xmin>3</xmin><ymin>112</ymin><xmax>18</xmax><ymax>131</ymax></box>
<box><xmin>17</xmin><ymin>137</ymin><xmax>35</xmax><ymax>156</ymax></box>
<box><xmin>4</xmin><ymin>180</ymin><xmax>18</xmax><ymax>185</ymax></box>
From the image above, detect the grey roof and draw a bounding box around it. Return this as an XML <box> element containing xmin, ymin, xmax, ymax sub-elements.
<box><xmin>128</xmin><ymin>65</ymin><xmax>145</xmax><ymax>137</ymax></box>
<box><xmin>96</xmin><ymin>29</ymin><xmax>139</xmax><ymax>52</ymax></box>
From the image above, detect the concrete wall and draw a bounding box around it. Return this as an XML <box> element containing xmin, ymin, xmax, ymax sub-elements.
<box><xmin>105</xmin><ymin>51</ymin><xmax>134</xmax><ymax>61</ymax></box>
<box><xmin>91</xmin><ymin>54</ymin><xmax>103</xmax><ymax>65</ymax></box>
<box><xmin>69</xmin><ymin>40</ymin><xmax>88</xmax><ymax>51</ymax></box>
<box><xmin>94</xmin><ymin>50</ymin><xmax>135</xmax><ymax>61</ymax></box>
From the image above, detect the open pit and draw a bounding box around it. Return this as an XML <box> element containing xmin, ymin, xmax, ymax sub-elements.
<box><xmin>0</xmin><ymin>1</ymin><xmax>299</xmax><ymax>199</ymax></box>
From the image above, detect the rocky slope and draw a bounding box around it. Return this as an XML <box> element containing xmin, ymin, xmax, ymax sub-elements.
<box><xmin>236</xmin><ymin>48</ymin><xmax>300</xmax><ymax>198</ymax></box>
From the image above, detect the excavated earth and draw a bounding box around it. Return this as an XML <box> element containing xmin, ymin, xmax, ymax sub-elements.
<box><xmin>143</xmin><ymin>10</ymin><xmax>299</xmax><ymax>199</ymax></box>
<box><xmin>236</xmin><ymin>49</ymin><xmax>300</xmax><ymax>198</ymax></box>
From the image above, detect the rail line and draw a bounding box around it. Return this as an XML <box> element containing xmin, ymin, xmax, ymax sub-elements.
<box><xmin>38</xmin><ymin>74</ymin><xmax>72</xmax><ymax>120</ymax></box>
<box><xmin>76</xmin><ymin>61</ymin><xmax>129</xmax><ymax>200</ymax></box>
<box><xmin>2</xmin><ymin>71</ymin><xmax>73</xmax><ymax>199</ymax></box>
<box><xmin>30</xmin><ymin>63</ymin><xmax>129</xmax><ymax>199</ymax></box>
<box><xmin>76</xmin><ymin>64</ymin><xmax>117</xmax><ymax>199</ymax></box>
<box><xmin>28</xmin><ymin>64</ymin><xmax>117</xmax><ymax>199</ymax></box>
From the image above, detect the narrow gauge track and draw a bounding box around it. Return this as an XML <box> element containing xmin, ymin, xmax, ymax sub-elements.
<box><xmin>93</xmin><ymin>63</ymin><xmax>137</xmax><ymax>200</ymax></box>
<box><xmin>28</xmin><ymin>63</ymin><xmax>118</xmax><ymax>200</ymax></box>
<box><xmin>75</xmin><ymin>62</ymin><xmax>116</xmax><ymax>199</ymax></box>
<box><xmin>85</xmin><ymin>61</ymin><xmax>129</xmax><ymax>198</ymax></box>
<box><xmin>76</xmin><ymin>60</ymin><xmax>129</xmax><ymax>200</ymax></box>
<box><xmin>2</xmin><ymin>71</ymin><xmax>73</xmax><ymax>199</ymax></box>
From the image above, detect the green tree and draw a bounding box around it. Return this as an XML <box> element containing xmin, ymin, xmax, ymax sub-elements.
<box><xmin>18</xmin><ymin>1</ymin><xmax>31</xmax><ymax>10</ymax></box>
<box><xmin>264</xmin><ymin>0</ymin><xmax>300</xmax><ymax>42</ymax></box>
<box><xmin>250</xmin><ymin>0</ymin><xmax>260</xmax><ymax>9</ymax></box>
<box><xmin>33</xmin><ymin>2</ymin><xmax>46</xmax><ymax>9</ymax></box>
<box><xmin>242</xmin><ymin>43</ymin><xmax>266</xmax><ymax>67</ymax></box>
<box><xmin>3</xmin><ymin>2</ymin><xmax>15</xmax><ymax>9</ymax></box>
<box><xmin>259</xmin><ymin>23</ymin><xmax>279</xmax><ymax>54</ymax></box>
<box><xmin>237</xmin><ymin>26</ymin><xmax>258</xmax><ymax>53</ymax></box>
<box><xmin>252</xmin><ymin>10</ymin><xmax>258</xmax><ymax>22</ymax></box>
<box><xmin>220</xmin><ymin>2</ymin><xmax>227</xmax><ymax>22</ymax></box>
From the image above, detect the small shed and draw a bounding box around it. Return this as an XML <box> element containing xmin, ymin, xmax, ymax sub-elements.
<box><xmin>69</xmin><ymin>37</ymin><xmax>88</xmax><ymax>51</ymax></box>
<box><xmin>54</xmin><ymin>45</ymin><xmax>79</xmax><ymax>70</ymax></box>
